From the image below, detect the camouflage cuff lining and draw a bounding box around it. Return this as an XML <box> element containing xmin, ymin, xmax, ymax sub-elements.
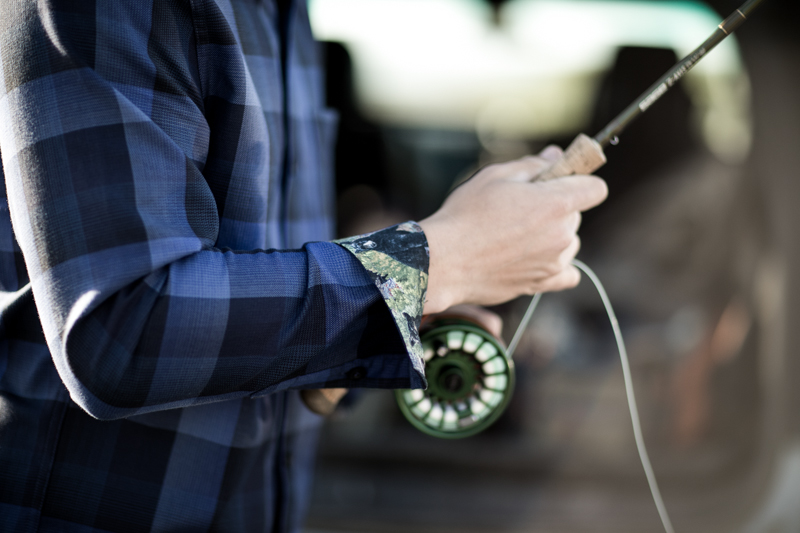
<box><xmin>335</xmin><ymin>222</ymin><xmax>429</xmax><ymax>382</ymax></box>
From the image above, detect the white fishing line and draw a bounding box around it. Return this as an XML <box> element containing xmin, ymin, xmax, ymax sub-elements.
<box><xmin>508</xmin><ymin>259</ymin><xmax>675</xmax><ymax>533</ymax></box>
<box><xmin>507</xmin><ymin>292</ymin><xmax>541</xmax><ymax>357</ymax></box>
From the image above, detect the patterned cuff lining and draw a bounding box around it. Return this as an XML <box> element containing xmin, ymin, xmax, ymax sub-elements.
<box><xmin>335</xmin><ymin>222</ymin><xmax>429</xmax><ymax>382</ymax></box>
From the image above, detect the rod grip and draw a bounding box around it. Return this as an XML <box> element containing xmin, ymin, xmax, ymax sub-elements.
<box><xmin>533</xmin><ymin>133</ymin><xmax>607</xmax><ymax>182</ymax></box>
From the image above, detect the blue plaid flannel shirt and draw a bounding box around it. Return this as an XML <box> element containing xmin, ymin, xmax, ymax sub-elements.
<box><xmin>0</xmin><ymin>0</ymin><xmax>429</xmax><ymax>531</ymax></box>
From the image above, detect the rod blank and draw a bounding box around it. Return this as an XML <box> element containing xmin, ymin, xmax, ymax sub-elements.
<box><xmin>592</xmin><ymin>0</ymin><xmax>765</xmax><ymax>149</ymax></box>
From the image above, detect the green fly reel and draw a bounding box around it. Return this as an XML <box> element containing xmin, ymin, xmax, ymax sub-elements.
<box><xmin>395</xmin><ymin>320</ymin><xmax>514</xmax><ymax>439</ymax></box>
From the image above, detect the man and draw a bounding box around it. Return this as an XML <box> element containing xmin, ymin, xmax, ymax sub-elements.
<box><xmin>0</xmin><ymin>0</ymin><xmax>606</xmax><ymax>531</ymax></box>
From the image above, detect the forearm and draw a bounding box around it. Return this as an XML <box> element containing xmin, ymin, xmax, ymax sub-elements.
<box><xmin>53</xmin><ymin>242</ymin><xmax>422</xmax><ymax>419</ymax></box>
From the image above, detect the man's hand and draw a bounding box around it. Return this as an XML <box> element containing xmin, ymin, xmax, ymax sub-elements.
<box><xmin>419</xmin><ymin>146</ymin><xmax>608</xmax><ymax>314</ymax></box>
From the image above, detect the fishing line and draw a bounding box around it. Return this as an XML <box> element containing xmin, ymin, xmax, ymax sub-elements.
<box><xmin>505</xmin><ymin>3</ymin><xmax>765</xmax><ymax>527</ymax></box>
<box><xmin>509</xmin><ymin>260</ymin><xmax>675</xmax><ymax>533</ymax></box>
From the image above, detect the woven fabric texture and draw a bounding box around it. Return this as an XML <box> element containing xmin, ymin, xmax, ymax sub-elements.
<box><xmin>0</xmin><ymin>0</ymin><xmax>428</xmax><ymax>531</ymax></box>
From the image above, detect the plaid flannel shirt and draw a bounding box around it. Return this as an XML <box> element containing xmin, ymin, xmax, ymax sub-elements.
<box><xmin>0</xmin><ymin>0</ymin><xmax>429</xmax><ymax>531</ymax></box>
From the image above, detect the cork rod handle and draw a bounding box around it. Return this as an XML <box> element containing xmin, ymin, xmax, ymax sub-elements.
<box><xmin>533</xmin><ymin>133</ymin><xmax>607</xmax><ymax>182</ymax></box>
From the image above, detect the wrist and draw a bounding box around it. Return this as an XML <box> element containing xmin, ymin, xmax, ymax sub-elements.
<box><xmin>419</xmin><ymin>215</ymin><xmax>465</xmax><ymax>314</ymax></box>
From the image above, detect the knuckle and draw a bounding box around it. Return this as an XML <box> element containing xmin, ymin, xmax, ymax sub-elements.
<box><xmin>519</xmin><ymin>156</ymin><xmax>551</xmax><ymax>178</ymax></box>
<box><xmin>561</xmin><ymin>236</ymin><xmax>580</xmax><ymax>260</ymax></box>
<box><xmin>523</xmin><ymin>283</ymin><xmax>538</xmax><ymax>297</ymax></box>
<box><xmin>542</xmin><ymin>261</ymin><xmax>562</xmax><ymax>277</ymax></box>
<box><xmin>548</xmin><ymin>195</ymin><xmax>571</xmax><ymax>216</ymax></box>
<box><xmin>552</xmin><ymin>230</ymin><xmax>574</xmax><ymax>251</ymax></box>
<box><xmin>570</xmin><ymin>211</ymin><xmax>582</xmax><ymax>230</ymax></box>
<box><xmin>558</xmin><ymin>253</ymin><xmax>573</xmax><ymax>270</ymax></box>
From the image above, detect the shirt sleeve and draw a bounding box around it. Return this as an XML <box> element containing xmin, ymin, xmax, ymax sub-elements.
<box><xmin>0</xmin><ymin>0</ymin><xmax>426</xmax><ymax>420</ymax></box>
<box><xmin>335</xmin><ymin>222</ymin><xmax>430</xmax><ymax>383</ymax></box>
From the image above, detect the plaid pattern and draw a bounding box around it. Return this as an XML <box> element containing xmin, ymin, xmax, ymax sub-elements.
<box><xmin>0</xmin><ymin>1</ymin><xmax>428</xmax><ymax>531</ymax></box>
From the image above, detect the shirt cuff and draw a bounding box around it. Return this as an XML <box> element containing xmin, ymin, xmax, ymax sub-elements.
<box><xmin>335</xmin><ymin>222</ymin><xmax>429</xmax><ymax>384</ymax></box>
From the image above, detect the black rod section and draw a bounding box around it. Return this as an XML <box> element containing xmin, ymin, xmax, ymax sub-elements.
<box><xmin>593</xmin><ymin>0</ymin><xmax>765</xmax><ymax>148</ymax></box>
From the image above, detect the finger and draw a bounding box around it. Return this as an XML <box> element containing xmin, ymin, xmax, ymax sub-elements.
<box><xmin>538</xmin><ymin>145</ymin><xmax>563</xmax><ymax>162</ymax></box>
<box><xmin>536</xmin><ymin>235</ymin><xmax>579</xmax><ymax>278</ymax></box>
<box><xmin>522</xmin><ymin>145</ymin><xmax>563</xmax><ymax>180</ymax></box>
<box><xmin>568</xmin><ymin>211</ymin><xmax>582</xmax><ymax>235</ymax></box>
<box><xmin>426</xmin><ymin>304</ymin><xmax>504</xmax><ymax>339</ymax></box>
<box><xmin>558</xmin><ymin>235</ymin><xmax>581</xmax><ymax>267</ymax></box>
<box><xmin>501</xmin><ymin>152</ymin><xmax>564</xmax><ymax>183</ymax></box>
<box><xmin>483</xmin><ymin>313</ymin><xmax>504</xmax><ymax>340</ymax></box>
<box><xmin>541</xmin><ymin>175</ymin><xmax>608</xmax><ymax>213</ymax></box>
<box><xmin>526</xmin><ymin>145</ymin><xmax>564</xmax><ymax>181</ymax></box>
<box><xmin>452</xmin><ymin>305</ymin><xmax>503</xmax><ymax>339</ymax></box>
<box><xmin>536</xmin><ymin>264</ymin><xmax>581</xmax><ymax>293</ymax></box>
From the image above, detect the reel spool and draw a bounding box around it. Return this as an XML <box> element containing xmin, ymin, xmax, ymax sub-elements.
<box><xmin>395</xmin><ymin>320</ymin><xmax>514</xmax><ymax>438</ymax></box>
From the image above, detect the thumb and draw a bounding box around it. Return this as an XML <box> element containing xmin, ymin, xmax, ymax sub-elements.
<box><xmin>538</xmin><ymin>145</ymin><xmax>563</xmax><ymax>162</ymax></box>
<box><xmin>502</xmin><ymin>145</ymin><xmax>566</xmax><ymax>183</ymax></box>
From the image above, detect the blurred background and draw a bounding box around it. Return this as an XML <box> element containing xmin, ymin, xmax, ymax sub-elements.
<box><xmin>303</xmin><ymin>1</ymin><xmax>800</xmax><ymax>531</ymax></box>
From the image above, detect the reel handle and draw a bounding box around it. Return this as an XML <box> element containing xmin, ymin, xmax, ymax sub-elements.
<box><xmin>534</xmin><ymin>133</ymin><xmax>607</xmax><ymax>182</ymax></box>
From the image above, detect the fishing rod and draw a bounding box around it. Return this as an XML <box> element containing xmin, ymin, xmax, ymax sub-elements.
<box><xmin>535</xmin><ymin>0</ymin><xmax>766</xmax><ymax>182</ymax></box>
<box><xmin>395</xmin><ymin>3</ymin><xmax>766</xmax><ymax>531</ymax></box>
<box><xmin>506</xmin><ymin>0</ymin><xmax>768</xmax><ymax>391</ymax></box>
<box><xmin>398</xmin><ymin>0</ymin><xmax>765</xmax><ymax>439</ymax></box>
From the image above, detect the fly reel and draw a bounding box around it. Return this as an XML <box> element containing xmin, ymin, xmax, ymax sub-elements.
<box><xmin>396</xmin><ymin>320</ymin><xmax>514</xmax><ymax>438</ymax></box>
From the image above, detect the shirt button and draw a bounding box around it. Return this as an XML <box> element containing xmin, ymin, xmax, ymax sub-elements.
<box><xmin>347</xmin><ymin>366</ymin><xmax>367</xmax><ymax>380</ymax></box>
